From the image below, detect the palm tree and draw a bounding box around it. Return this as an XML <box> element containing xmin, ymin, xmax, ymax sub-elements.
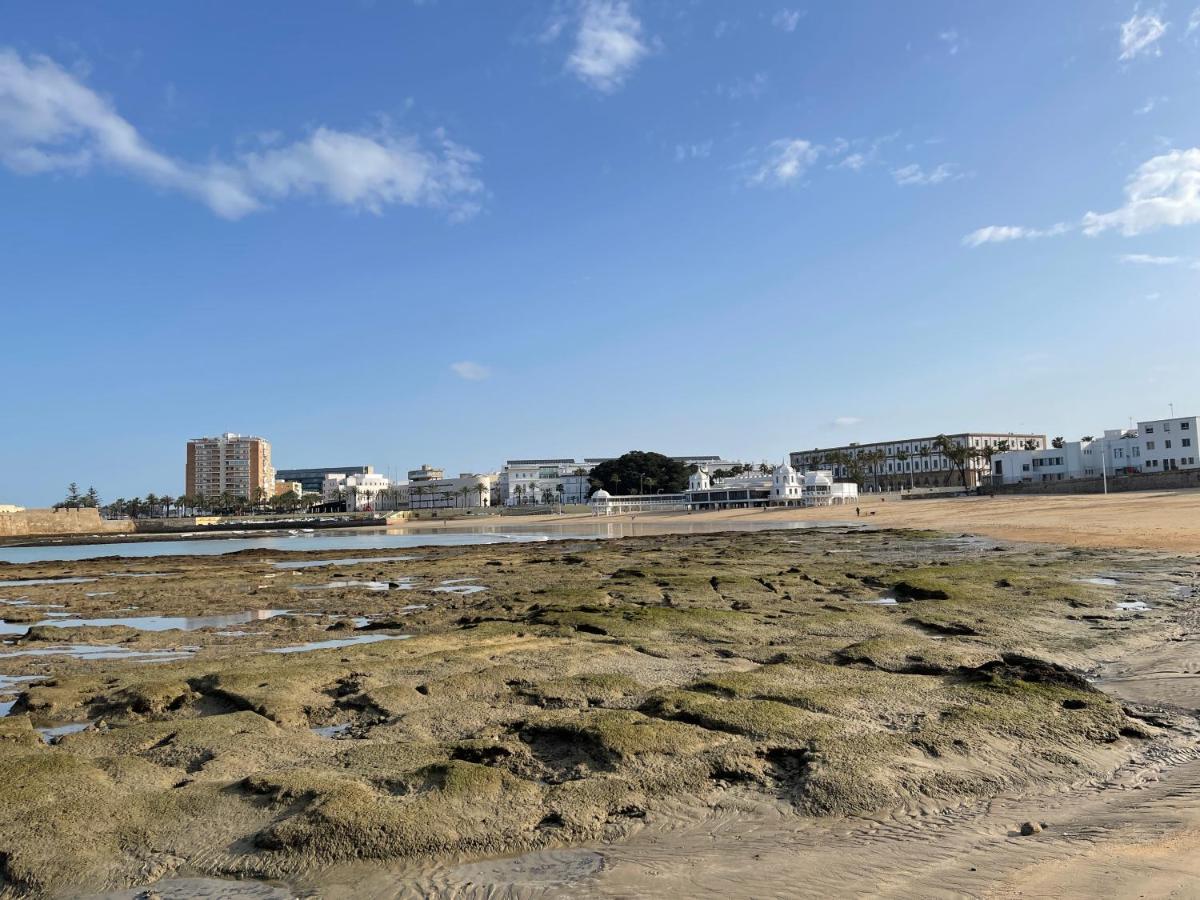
<box><xmin>919</xmin><ymin>444</ymin><xmax>932</xmax><ymax>486</ymax></box>
<box><xmin>895</xmin><ymin>450</ymin><xmax>911</xmax><ymax>491</ymax></box>
<box><xmin>555</xmin><ymin>483</ymin><xmax>565</xmax><ymax>510</ymax></box>
<box><xmin>458</xmin><ymin>485</ymin><xmax>473</xmax><ymax>508</ymax></box>
<box><xmin>474</xmin><ymin>482</ymin><xmax>487</xmax><ymax>508</ymax></box>
<box><xmin>160</xmin><ymin>495</ymin><xmax>175</xmax><ymax>518</ymax></box>
<box><xmin>513</xmin><ymin>485</ymin><xmax>524</xmax><ymax>506</ymax></box>
<box><xmin>411</xmin><ymin>485</ymin><xmax>426</xmax><ymax>510</ymax></box>
<box><xmin>145</xmin><ymin>493</ymin><xmax>159</xmax><ymax>519</ymax></box>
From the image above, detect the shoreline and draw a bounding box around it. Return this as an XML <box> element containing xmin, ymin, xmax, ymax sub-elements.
<box><xmin>6</xmin><ymin>488</ymin><xmax>1199</xmax><ymax>556</ymax></box>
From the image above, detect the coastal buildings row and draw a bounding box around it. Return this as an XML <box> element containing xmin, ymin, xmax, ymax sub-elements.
<box><xmin>496</xmin><ymin>456</ymin><xmax>737</xmax><ymax>507</ymax></box>
<box><xmin>989</xmin><ymin>415</ymin><xmax>1199</xmax><ymax>485</ymax></box>
<box><xmin>589</xmin><ymin>462</ymin><xmax>856</xmax><ymax>515</ymax></box>
<box><xmin>790</xmin><ymin>432</ymin><xmax>1047</xmax><ymax>491</ymax></box>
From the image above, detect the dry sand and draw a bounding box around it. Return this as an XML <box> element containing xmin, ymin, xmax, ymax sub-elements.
<box><xmin>465</xmin><ymin>488</ymin><xmax>1200</xmax><ymax>554</ymax></box>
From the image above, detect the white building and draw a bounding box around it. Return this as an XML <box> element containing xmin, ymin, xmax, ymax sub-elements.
<box><xmin>500</xmin><ymin>455</ymin><xmax>733</xmax><ymax>506</ymax></box>
<box><xmin>408</xmin><ymin>472</ymin><xmax>496</xmax><ymax>510</ymax></box>
<box><xmin>989</xmin><ymin>415</ymin><xmax>1197</xmax><ymax>485</ymax></box>
<box><xmin>1138</xmin><ymin>415</ymin><xmax>1199</xmax><ymax>473</ymax></box>
<box><xmin>590</xmin><ymin>462</ymin><xmax>856</xmax><ymax>515</ymax></box>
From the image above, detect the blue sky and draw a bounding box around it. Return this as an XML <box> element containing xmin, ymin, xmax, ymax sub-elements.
<box><xmin>2</xmin><ymin>1</ymin><xmax>1199</xmax><ymax>506</ymax></box>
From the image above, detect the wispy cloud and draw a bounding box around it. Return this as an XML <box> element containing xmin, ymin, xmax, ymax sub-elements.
<box><xmin>674</xmin><ymin>140</ymin><xmax>712</xmax><ymax>161</ymax></box>
<box><xmin>1119</xmin><ymin>9</ymin><xmax>1168</xmax><ymax>60</ymax></box>
<box><xmin>938</xmin><ymin>29</ymin><xmax>963</xmax><ymax>55</ymax></box>
<box><xmin>891</xmin><ymin>162</ymin><xmax>962</xmax><ymax>186</ymax></box>
<box><xmin>745</xmin><ymin>138</ymin><xmax>820</xmax><ymax>187</ymax></box>
<box><xmin>717</xmin><ymin>71</ymin><xmax>769</xmax><ymax>100</ymax></box>
<box><xmin>0</xmin><ymin>48</ymin><xmax>483</xmax><ymax>219</ymax></box>
<box><xmin>450</xmin><ymin>361</ymin><xmax>491</xmax><ymax>381</ymax></box>
<box><xmin>832</xmin><ymin>416</ymin><xmax>863</xmax><ymax>427</ymax></box>
<box><xmin>1188</xmin><ymin>7</ymin><xmax>1200</xmax><ymax>37</ymax></box>
<box><xmin>1082</xmin><ymin>148</ymin><xmax>1200</xmax><ymax>236</ymax></box>
<box><xmin>961</xmin><ymin>223</ymin><xmax>1071</xmax><ymax>248</ymax></box>
<box><xmin>1119</xmin><ymin>252</ymin><xmax>1181</xmax><ymax>264</ymax></box>
<box><xmin>564</xmin><ymin>0</ymin><xmax>650</xmax><ymax>93</ymax></box>
<box><xmin>771</xmin><ymin>9</ymin><xmax>802</xmax><ymax>33</ymax></box>
<box><xmin>1134</xmin><ymin>95</ymin><xmax>1167</xmax><ymax>115</ymax></box>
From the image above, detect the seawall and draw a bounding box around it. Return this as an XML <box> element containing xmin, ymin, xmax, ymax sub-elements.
<box><xmin>0</xmin><ymin>508</ymin><xmax>135</xmax><ymax>538</ymax></box>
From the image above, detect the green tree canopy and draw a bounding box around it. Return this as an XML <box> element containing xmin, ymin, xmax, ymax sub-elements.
<box><xmin>587</xmin><ymin>451</ymin><xmax>691</xmax><ymax>497</ymax></box>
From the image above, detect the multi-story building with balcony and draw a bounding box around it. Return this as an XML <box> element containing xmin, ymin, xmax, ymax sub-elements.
<box><xmin>185</xmin><ymin>433</ymin><xmax>275</xmax><ymax>501</ymax></box>
<box><xmin>790</xmin><ymin>432</ymin><xmax>1047</xmax><ymax>491</ymax></box>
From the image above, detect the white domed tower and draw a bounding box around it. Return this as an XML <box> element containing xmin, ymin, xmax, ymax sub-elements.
<box><xmin>772</xmin><ymin>459</ymin><xmax>801</xmax><ymax>504</ymax></box>
<box><xmin>688</xmin><ymin>468</ymin><xmax>711</xmax><ymax>491</ymax></box>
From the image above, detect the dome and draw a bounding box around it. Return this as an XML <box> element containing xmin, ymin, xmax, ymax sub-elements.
<box><xmin>776</xmin><ymin>459</ymin><xmax>795</xmax><ymax>475</ymax></box>
<box><xmin>805</xmin><ymin>472</ymin><xmax>833</xmax><ymax>487</ymax></box>
<box><xmin>590</xmin><ymin>490</ymin><xmax>612</xmax><ymax>501</ymax></box>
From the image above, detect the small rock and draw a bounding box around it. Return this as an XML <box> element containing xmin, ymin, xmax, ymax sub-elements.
<box><xmin>1020</xmin><ymin>820</ymin><xmax>1043</xmax><ymax>836</ymax></box>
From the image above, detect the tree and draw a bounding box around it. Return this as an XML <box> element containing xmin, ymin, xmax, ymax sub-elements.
<box><xmin>513</xmin><ymin>485</ymin><xmax>524</xmax><ymax>506</ymax></box>
<box><xmin>555</xmin><ymin>483</ymin><xmax>565</xmax><ymax>508</ymax></box>
<box><xmin>895</xmin><ymin>450</ymin><xmax>912</xmax><ymax>491</ymax></box>
<box><xmin>1052</xmin><ymin>436</ymin><xmax>1065</xmax><ymax>449</ymax></box>
<box><xmin>996</xmin><ymin>440</ymin><xmax>1011</xmax><ymax>453</ymax></box>
<box><xmin>933</xmin><ymin>435</ymin><xmax>972</xmax><ymax>487</ymax></box>
<box><xmin>587</xmin><ymin>451</ymin><xmax>691</xmax><ymax>496</ymax></box>
<box><xmin>160</xmin><ymin>495</ymin><xmax>174</xmax><ymax>518</ymax></box>
<box><xmin>458</xmin><ymin>485</ymin><xmax>472</xmax><ymax>508</ymax></box>
<box><xmin>1023</xmin><ymin>439</ymin><xmax>1039</xmax><ymax>451</ymax></box>
<box><xmin>63</xmin><ymin>483</ymin><xmax>82</xmax><ymax>508</ymax></box>
<box><xmin>145</xmin><ymin>493</ymin><xmax>159</xmax><ymax>518</ymax></box>
<box><xmin>83</xmin><ymin>486</ymin><xmax>100</xmax><ymax>508</ymax></box>
<box><xmin>1081</xmin><ymin>435</ymin><xmax>1095</xmax><ymax>442</ymax></box>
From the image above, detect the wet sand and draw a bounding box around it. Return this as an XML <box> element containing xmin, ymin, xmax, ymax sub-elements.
<box><xmin>0</xmin><ymin>526</ymin><xmax>1197</xmax><ymax>898</ymax></box>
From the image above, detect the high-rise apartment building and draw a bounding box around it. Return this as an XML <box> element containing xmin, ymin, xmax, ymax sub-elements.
<box><xmin>185</xmin><ymin>433</ymin><xmax>275</xmax><ymax>500</ymax></box>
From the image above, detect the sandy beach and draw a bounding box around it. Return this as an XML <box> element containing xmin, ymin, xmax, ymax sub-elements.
<box><xmin>451</xmin><ymin>488</ymin><xmax>1200</xmax><ymax>554</ymax></box>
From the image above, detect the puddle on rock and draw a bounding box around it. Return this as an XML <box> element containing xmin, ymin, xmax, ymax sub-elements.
<box><xmin>273</xmin><ymin>555</ymin><xmax>417</xmax><ymax>570</ymax></box>
<box><xmin>296</xmin><ymin>580</ymin><xmax>413</xmax><ymax>592</ymax></box>
<box><xmin>312</xmin><ymin>723</ymin><xmax>352</xmax><ymax>738</ymax></box>
<box><xmin>37</xmin><ymin>721</ymin><xmax>93</xmax><ymax>743</ymax></box>
<box><xmin>0</xmin><ymin>645</ymin><xmax>198</xmax><ymax>662</ymax></box>
<box><xmin>267</xmin><ymin>634</ymin><xmax>406</xmax><ymax>654</ymax></box>
<box><xmin>432</xmin><ymin>583</ymin><xmax>486</xmax><ymax>595</ymax></box>
<box><xmin>858</xmin><ymin>597</ymin><xmax>898</xmax><ymax>605</ymax></box>
<box><xmin>0</xmin><ymin>610</ymin><xmax>291</xmax><ymax>637</ymax></box>
<box><xmin>1076</xmin><ymin>577</ymin><xmax>1120</xmax><ymax>587</ymax></box>
<box><xmin>0</xmin><ymin>577</ymin><xmax>96</xmax><ymax>586</ymax></box>
<box><xmin>1116</xmin><ymin>601</ymin><xmax>1153</xmax><ymax>611</ymax></box>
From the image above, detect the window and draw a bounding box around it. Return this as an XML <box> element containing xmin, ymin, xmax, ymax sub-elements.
<box><xmin>1165</xmin><ymin>423</ymin><xmax>1172</xmax><ymax>432</ymax></box>
<box><xmin>1182</xmin><ymin>422</ymin><xmax>1190</xmax><ymax>430</ymax></box>
<box><xmin>1145</xmin><ymin>426</ymin><xmax>1154</xmax><ymax>434</ymax></box>
<box><xmin>1166</xmin><ymin>440</ymin><xmax>1173</xmax><ymax>449</ymax></box>
<box><xmin>1146</xmin><ymin>441</ymin><xmax>1155</xmax><ymax>450</ymax></box>
<box><xmin>1185</xmin><ymin>439</ymin><xmax>1193</xmax><ymax>448</ymax></box>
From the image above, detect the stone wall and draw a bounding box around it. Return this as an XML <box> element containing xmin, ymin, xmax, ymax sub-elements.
<box><xmin>0</xmin><ymin>508</ymin><xmax>135</xmax><ymax>538</ymax></box>
<box><xmin>991</xmin><ymin>470</ymin><xmax>1200</xmax><ymax>496</ymax></box>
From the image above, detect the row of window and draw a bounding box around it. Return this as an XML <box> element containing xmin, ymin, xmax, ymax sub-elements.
<box><xmin>1143</xmin><ymin>421</ymin><xmax>1191</xmax><ymax>435</ymax></box>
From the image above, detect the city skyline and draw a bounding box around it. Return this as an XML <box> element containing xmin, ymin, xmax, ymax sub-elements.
<box><xmin>2</xmin><ymin>2</ymin><xmax>1199</xmax><ymax>506</ymax></box>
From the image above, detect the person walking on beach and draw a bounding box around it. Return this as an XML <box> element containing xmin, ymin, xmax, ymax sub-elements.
<box><xmin>856</xmin><ymin>506</ymin><xmax>861</xmax><ymax>517</ymax></box>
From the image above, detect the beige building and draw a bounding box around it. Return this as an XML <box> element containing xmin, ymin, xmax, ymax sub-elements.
<box><xmin>185</xmin><ymin>433</ymin><xmax>275</xmax><ymax>500</ymax></box>
<box><xmin>273</xmin><ymin>480</ymin><xmax>303</xmax><ymax>497</ymax></box>
<box><xmin>791</xmin><ymin>432</ymin><xmax>1047</xmax><ymax>491</ymax></box>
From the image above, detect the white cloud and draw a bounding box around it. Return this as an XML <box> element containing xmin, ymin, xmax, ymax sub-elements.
<box><xmin>1134</xmin><ymin>95</ymin><xmax>1167</xmax><ymax>115</ymax></box>
<box><xmin>772</xmin><ymin>9</ymin><xmax>802</xmax><ymax>33</ymax></box>
<box><xmin>832</xmin><ymin>416</ymin><xmax>862</xmax><ymax>427</ymax></box>
<box><xmin>938</xmin><ymin>29</ymin><xmax>963</xmax><ymax>55</ymax></box>
<box><xmin>961</xmin><ymin>223</ymin><xmax>1071</xmax><ymax>247</ymax></box>
<box><xmin>450</xmin><ymin>361</ymin><xmax>491</xmax><ymax>381</ymax></box>
<box><xmin>717</xmin><ymin>71</ymin><xmax>769</xmax><ymax>100</ymax></box>
<box><xmin>0</xmin><ymin>48</ymin><xmax>483</xmax><ymax>220</ymax></box>
<box><xmin>1119</xmin><ymin>252</ymin><xmax>1180</xmax><ymax>264</ymax></box>
<box><xmin>1188</xmin><ymin>7</ymin><xmax>1200</xmax><ymax>36</ymax></box>
<box><xmin>565</xmin><ymin>0</ymin><xmax>649</xmax><ymax>93</ymax></box>
<box><xmin>838</xmin><ymin>152</ymin><xmax>868</xmax><ymax>171</ymax></box>
<box><xmin>1082</xmin><ymin>149</ymin><xmax>1200</xmax><ymax>236</ymax></box>
<box><xmin>892</xmin><ymin>162</ymin><xmax>961</xmax><ymax>186</ymax></box>
<box><xmin>674</xmin><ymin>140</ymin><xmax>712</xmax><ymax>161</ymax></box>
<box><xmin>746</xmin><ymin>138</ymin><xmax>820</xmax><ymax>187</ymax></box>
<box><xmin>1119</xmin><ymin>10</ymin><xmax>1168</xmax><ymax>60</ymax></box>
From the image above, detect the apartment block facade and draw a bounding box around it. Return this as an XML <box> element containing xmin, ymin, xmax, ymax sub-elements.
<box><xmin>185</xmin><ymin>433</ymin><xmax>275</xmax><ymax>500</ymax></box>
<box><xmin>790</xmin><ymin>432</ymin><xmax>1047</xmax><ymax>491</ymax></box>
